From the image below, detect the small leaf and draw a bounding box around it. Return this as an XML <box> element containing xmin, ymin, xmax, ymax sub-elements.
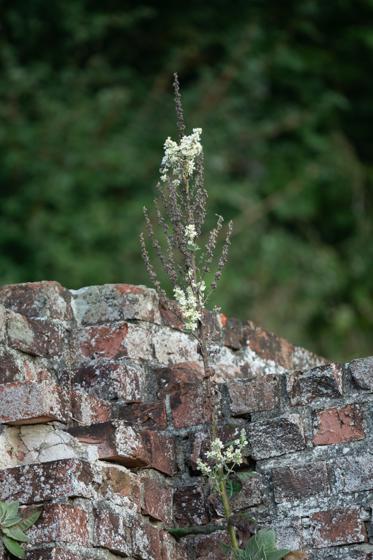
<box><xmin>237</xmin><ymin>471</ymin><xmax>256</xmax><ymax>481</ymax></box>
<box><xmin>2</xmin><ymin>536</ymin><xmax>25</xmax><ymax>559</ymax></box>
<box><xmin>0</xmin><ymin>502</ymin><xmax>7</xmax><ymax>524</ymax></box>
<box><xmin>4</xmin><ymin>502</ymin><xmax>20</xmax><ymax>522</ymax></box>
<box><xmin>2</xmin><ymin>526</ymin><xmax>29</xmax><ymax>543</ymax></box>
<box><xmin>17</xmin><ymin>509</ymin><xmax>42</xmax><ymax>531</ymax></box>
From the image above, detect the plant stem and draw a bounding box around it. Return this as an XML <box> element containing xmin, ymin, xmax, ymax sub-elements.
<box><xmin>219</xmin><ymin>477</ymin><xmax>239</xmax><ymax>551</ymax></box>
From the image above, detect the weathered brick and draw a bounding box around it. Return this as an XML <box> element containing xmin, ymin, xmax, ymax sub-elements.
<box><xmin>313</xmin><ymin>404</ymin><xmax>365</xmax><ymax>446</ymax></box>
<box><xmin>155</xmin><ymin>363</ymin><xmax>210</xmax><ymax>428</ymax></box>
<box><xmin>309</xmin><ymin>507</ymin><xmax>367</xmax><ymax>548</ymax></box>
<box><xmin>7</xmin><ymin>312</ymin><xmax>67</xmax><ymax>357</ymax></box>
<box><xmin>0</xmin><ymin>348</ymin><xmax>47</xmax><ymax>384</ymax></box>
<box><xmin>334</xmin><ymin>453</ymin><xmax>373</xmax><ymax>493</ymax></box>
<box><xmin>93</xmin><ymin>503</ymin><xmax>133</xmax><ymax>556</ymax></box>
<box><xmin>131</xmin><ymin>520</ymin><xmax>170</xmax><ymax>560</ymax></box>
<box><xmin>0</xmin><ymin>381</ymin><xmax>66</xmax><ymax>424</ymax></box>
<box><xmin>243</xmin><ymin>322</ymin><xmax>296</xmax><ymax>369</ymax></box>
<box><xmin>249</xmin><ymin>414</ymin><xmax>305</xmax><ymax>459</ymax></box>
<box><xmin>210</xmin><ymin>472</ymin><xmax>263</xmax><ymax>515</ymax></box>
<box><xmin>0</xmin><ymin>459</ymin><xmax>95</xmax><ymax>503</ymax></box>
<box><xmin>152</xmin><ymin>326</ymin><xmax>199</xmax><ymax>365</ymax></box>
<box><xmin>173</xmin><ymin>485</ymin><xmax>208</xmax><ymax>527</ymax></box>
<box><xmin>71</xmin><ymin>390</ymin><xmax>111</xmax><ymax>425</ymax></box>
<box><xmin>0</xmin><ymin>281</ymin><xmax>73</xmax><ymax>320</ymax></box>
<box><xmin>71</xmin><ymin>283</ymin><xmax>161</xmax><ymax>325</ymax></box>
<box><xmin>227</xmin><ymin>376</ymin><xmax>280</xmax><ymax>415</ymax></box>
<box><xmin>272</xmin><ymin>461</ymin><xmax>330</xmax><ymax>502</ymax></box>
<box><xmin>73</xmin><ymin>360</ymin><xmax>147</xmax><ymax>402</ymax></box>
<box><xmin>142</xmin><ymin>472</ymin><xmax>173</xmax><ymax>524</ymax></box>
<box><xmin>287</xmin><ymin>363</ymin><xmax>343</xmax><ymax>406</ymax></box>
<box><xmin>79</xmin><ymin>323</ymin><xmax>128</xmax><ymax>359</ymax></box>
<box><xmin>69</xmin><ymin>421</ymin><xmax>176</xmax><ymax>475</ymax></box>
<box><xmin>28</xmin><ymin>503</ymin><xmax>89</xmax><ymax>545</ymax></box>
<box><xmin>349</xmin><ymin>357</ymin><xmax>373</xmax><ymax>391</ymax></box>
<box><xmin>115</xmin><ymin>401</ymin><xmax>167</xmax><ymax>430</ymax></box>
<box><xmin>100</xmin><ymin>463</ymin><xmax>141</xmax><ymax>508</ymax></box>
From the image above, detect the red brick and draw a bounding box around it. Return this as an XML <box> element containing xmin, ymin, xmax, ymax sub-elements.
<box><xmin>227</xmin><ymin>376</ymin><xmax>280</xmax><ymax>415</ymax></box>
<box><xmin>309</xmin><ymin>507</ymin><xmax>367</xmax><ymax>548</ymax></box>
<box><xmin>73</xmin><ymin>360</ymin><xmax>146</xmax><ymax>402</ymax></box>
<box><xmin>287</xmin><ymin>363</ymin><xmax>343</xmax><ymax>406</ymax></box>
<box><xmin>142</xmin><ymin>473</ymin><xmax>173</xmax><ymax>524</ymax></box>
<box><xmin>313</xmin><ymin>404</ymin><xmax>365</xmax><ymax>446</ymax></box>
<box><xmin>159</xmin><ymin>298</ymin><xmax>184</xmax><ymax>330</ymax></box>
<box><xmin>7</xmin><ymin>312</ymin><xmax>66</xmax><ymax>357</ymax></box>
<box><xmin>28</xmin><ymin>503</ymin><xmax>89</xmax><ymax>546</ymax></box>
<box><xmin>155</xmin><ymin>363</ymin><xmax>210</xmax><ymax>428</ymax></box>
<box><xmin>173</xmin><ymin>485</ymin><xmax>208</xmax><ymax>527</ymax></box>
<box><xmin>143</xmin><ymin>429</ymin><xmax>177</xmax><ymax>475</ymax></box>
<box><xmin>0</xmin><ymin>381</ymin><xmax>66</xmax><ymax>424</ymax></box>
<box><xmin>0</xmin><ymin>281</ymin><xmax>73</xmax><ymax>320</ymax></box>
<box><xmin>79</xmin><ymin>323</ymin><xmax>128</xmax><ymax>359</ymax></box>
<box><xmin>132</xmin><ymin>520</ymin><xmax>163</xmax><ymax>560</ymax></box>
<box><xmin>272</xmin><ymin>461</ymin><xmax>330</xmax><ymax>502</ymax></box>
<box><xmin>70</xmin><ymin>390</ymin><xmax>111</xmax><ymax>425</ymax></box>
<box><xmin>93</xmin><ymin>504</ymin><xmax>132</xmax><ymax>556</ymax></box>
<box><xmin>0</xmin><ymin>459</ymin><xmax>95</xmax><ymax>504</ymax></box>
<box><xmin>244</xmin><ymin>322</ymin><xmax>296</xmax><ymax>369</ymax></box>
<box><xmin>189</xmin><ymin>531</ymin><xmax>230</xmax><ymax>560</ymax></box>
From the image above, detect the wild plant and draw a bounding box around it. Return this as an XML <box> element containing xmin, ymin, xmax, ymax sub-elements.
<box><xmin>140</xmin><ymin>74</ymin><xmax>292</xmax><ymax>560</ymax></box>
<box><xmin>0</xmin><ymin>500</ymin><xmax>41</xmax><ymax>559</ymax></box>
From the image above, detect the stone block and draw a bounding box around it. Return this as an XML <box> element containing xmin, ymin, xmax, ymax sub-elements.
<box><xmin>100</xmin><ymin>463</ymin><xmax>141</xmax><ymax>508</ymax></box>
<box><xmin>272</xmin><ymin>461</ymin><xmax>330</xmax><ymax>502</ymax></box>
<box><xmin>0</xmin><ymin>348</ymin><xmax>46</xmax><ymax>384</ymax></box>
<box><xmin>0</xmin><ymin>281</ymin><xmax>73</xmax><ymax>320</ymax></box>
<box><xmin>287</xmin><ymin>363</ymin><xmax>343</xmax><ymax>405</ymax></box>
<box><xmin>249</xmin><ymin>414</ymin><xmax>305</xmax><ymax>459</ymax></box>
<box><xmin>71</xmin><ymin>390</ymin><xmax>111</xmax><ymax>425</ymax></box>
<box><xmin>349</xmin><ymin>357</ymin><xmax>373</xmax><ymax>391</ymax></box>
<box><xmin>227</xmin><ymin>376</ymin><xmax>280</xmax><ymax>415</ymax></box>
<box><xmin>71</xmin><ymin>283</ymin><xmax>160</xmax><ymax>325</ymax></box>
<box><xmin>0</xmin><ymin>459</ymin><xmax>96</xmax><ymax>504</ymax></box>
<box><xmin>0</xmin><ymin>381</ymin><xmax>66</xmax><ymax>424</ymax></box>
<box><xmin>27</xmin><ymin>549</ymin><xmax>83</xmax><ymax>560</ymax></box>
<box><xmin>0</xmin><ymin>305</ymin><xmax>5</xmax><ymax>343</ymax></box>
<box><xmin>115</xmin><ymin>401</ymin><xmax>167</xmax><ymax>430</ymax></box>
<box><xmin>308</xmin><ymin>507</ymin><xmax>367</xmax><ymax>548</ymax></box>
<box><xmin>313</xmin><ymin>404</ymin><xmax>365</xmax><ymax>446</ymax></box>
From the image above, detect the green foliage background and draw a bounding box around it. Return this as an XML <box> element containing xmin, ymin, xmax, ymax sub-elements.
<box><xmin>1</xmin><ymin>1</ymin><xmax>372</xmax><ymax>360</ymax></box>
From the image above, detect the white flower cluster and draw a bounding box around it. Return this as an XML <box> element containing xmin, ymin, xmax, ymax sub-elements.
<box><xmin>185</xmin><ymin>224</ymin><xmax>199</xmax><ymax>251</ymax></box>
<box><xmin>160</xmin><ymin>128</ymin><xmax>202</xmax><ymax>185</ymax></box>
<box><xmin>197</xmin><ymin>429</ymin><xmax>248</xmax><ymax>486</ymax></box>
<box><xmin>174</xmin><ymin>276</ymin><xmax>205</xmax><ymax>331</ymax></box>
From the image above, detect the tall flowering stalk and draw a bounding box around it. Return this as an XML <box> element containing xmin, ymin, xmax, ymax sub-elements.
<box><xmin>140</xmin><ymin>73</ymin><xmax>237</xmax><ymax>550</ymax></box>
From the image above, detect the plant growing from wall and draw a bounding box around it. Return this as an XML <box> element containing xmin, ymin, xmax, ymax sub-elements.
<box><xmin>0</xmin><ymin>500</ymin><xmax>41</xmax><ymax>559</ymax></box>
<box><xmin>140</xmin><ymin>75</ymin><xmax>293</xmax><ymax>559</ymax></box>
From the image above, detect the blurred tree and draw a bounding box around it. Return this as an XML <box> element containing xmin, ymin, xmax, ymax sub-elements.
<box><xmin>0</xmin><ymin>0</ymin><xmax>372</xmax><ymax>360</ymax></box>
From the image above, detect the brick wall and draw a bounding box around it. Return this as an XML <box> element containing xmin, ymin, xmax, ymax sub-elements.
<box><xmin>0</xmin><ymin>281</ymin><xmax>372</xmax><ymax>560</ymax></box>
